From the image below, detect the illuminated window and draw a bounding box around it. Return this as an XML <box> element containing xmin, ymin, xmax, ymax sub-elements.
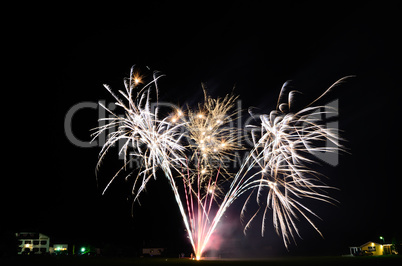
<box><xmin>368</xmin><ymin>246</ymin><xmax>376</xmax><ymax>251</ymax></box>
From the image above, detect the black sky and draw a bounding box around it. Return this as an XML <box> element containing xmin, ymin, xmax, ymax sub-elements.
<box><xmin>4</xmin><ymin>1</ymin><xmax>401</xmax><ymax>257</ymax></box>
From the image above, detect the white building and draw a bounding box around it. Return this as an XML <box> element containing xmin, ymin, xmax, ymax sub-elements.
<box><xmin>16</xmin><ymin>232</ymin><xmax>50</xmax><ymax>255</ymax></box>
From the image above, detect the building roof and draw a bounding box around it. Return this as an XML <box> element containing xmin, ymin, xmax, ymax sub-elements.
<box><xmin>16</xmin><ymin>232</ymin><xmax>49</xmax><ymax>239</ymax></box>
<box><xmin>360</xmin><ymin>241</ymin><xmax>381</xmax><ymax>247</ymax></box>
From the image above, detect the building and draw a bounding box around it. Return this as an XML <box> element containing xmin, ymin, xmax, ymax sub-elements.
<box><xmin>142</xmin><ymin>248</ymin><xmax>165</xmax><ymax>256</ymax></box>
<box><xmin>349</xmin><ymin>241</ymin><xmax>394</xmax><ymax>256</ymax></box>
<box><xmin>16</xmin><ymin>232</ymin><xmax>50</xmax><ymax>255</ymax></box>
<box><xmin>51</xmin><ymin>244</ymin><xmax>68</xmax><ymax>255</ymax></box>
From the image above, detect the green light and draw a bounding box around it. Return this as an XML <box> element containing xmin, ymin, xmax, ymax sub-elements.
<box><xmin>379</xmin><ymin>236</ymin><xmax>384</xmax><ymax>240</ymax></box>
<box><xmin>81</xmin><ymin>247</ymin><xmax>86</xmax><ymax>252</ymax></box>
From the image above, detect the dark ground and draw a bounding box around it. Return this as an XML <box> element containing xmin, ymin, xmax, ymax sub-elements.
<box><xmin>1</xmin><ymin>256</ymin><xmax>402</xmax><ymax>266</ymax></box>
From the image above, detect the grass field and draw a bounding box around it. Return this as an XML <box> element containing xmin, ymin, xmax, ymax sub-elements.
<box><xmin>1</xmin><ymin>255</ymin><xmax>401</xmax><ymax>266</ymax></box>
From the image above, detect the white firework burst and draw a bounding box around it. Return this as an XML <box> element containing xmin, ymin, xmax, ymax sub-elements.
<box><xmin>235</xmin><ymin>77</ymin><xmax>351</xmax><ymax>247</ymax></box>
<box><xmin>91</xmin><ymin>66</ymin><xmax>187</xmax><ymax>200</ymax></box>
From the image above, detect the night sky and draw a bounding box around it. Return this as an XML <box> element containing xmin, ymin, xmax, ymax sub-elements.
<box><xmin>4</xmin><ymin>1</ymin><xmax>401</xmax><ymax>257</ymax></box>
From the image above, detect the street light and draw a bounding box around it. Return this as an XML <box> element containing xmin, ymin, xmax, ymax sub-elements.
<box><xmin>379</xmin><ymin>236</ymin><xmax>385</xmax><ymax>243</ymax></box>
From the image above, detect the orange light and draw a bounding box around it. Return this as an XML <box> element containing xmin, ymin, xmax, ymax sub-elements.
<box><xmin>132</xmin><ymin>73</ymin><xmax>143</xmax><ymax>86</ymax></box>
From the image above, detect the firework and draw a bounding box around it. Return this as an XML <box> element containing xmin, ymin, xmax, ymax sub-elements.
<box><xmin>223</xmin><ymin>77</ymin><xmax>350</xmax><ymax>248</ymax></box>
<box><xmin>92</xmin><ymin>67</ymin><xmax>185</xmax><ymax>195</ymax></box>
<box><xmin>183</xmin><ymin>87</ymin><xmax>240</xmax><ymax>178</ymax></box>
<box><xmin>91</xmin><ymin>67</ymin><xmax>198</xmax><ymax>250</ymax></box>
<box><xmin>175</xmin><ymin>87</ymin><xmax>241</xmax><ymax>259</ymax></box>
<box><xmin>92</xmin><ymin>65</ymin><xmax>348</xmax><ymax>257</ymax></box>
<box><xmin>92</xmin><ymin>67</ymin><xmax>242</xmax><ymax>260</ymax></box>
